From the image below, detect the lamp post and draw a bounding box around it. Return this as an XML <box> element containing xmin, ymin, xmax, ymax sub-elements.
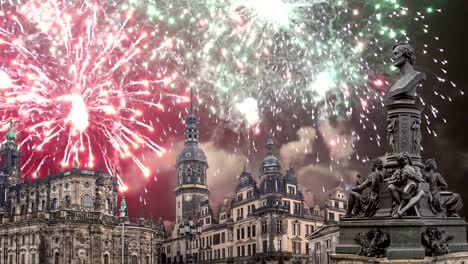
<box><xmin>179</xmin><ymin>219</ymin><xmax>201</xmax><ymax>263</ymax></box>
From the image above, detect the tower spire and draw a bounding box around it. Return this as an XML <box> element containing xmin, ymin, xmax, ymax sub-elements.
<box><xmin>6</xmin><ymin>119</ymin><xmax>17</xmax><ymax>143</ymax></box>
<box><xmin>190</xmin><ymin>86</ymin><xmax>194</xmax><ymax>116</ymax></box>
<box><xmin>184</xmin><ymin>88</ymin><xmax>199</xmax><ymax>144</ymax></box>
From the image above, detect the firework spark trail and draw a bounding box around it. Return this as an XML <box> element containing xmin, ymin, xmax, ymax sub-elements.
<box><xmin>0</xmin><ymin>0</ymin><xmax>184</xmax><ymax>189</ymax></box>
<box><xmin>0</xmin><ymin>0</ymin><xmax>457</xmax><ymax>194</ymax></box>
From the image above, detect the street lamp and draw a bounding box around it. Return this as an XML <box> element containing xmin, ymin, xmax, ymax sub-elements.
<box><xmin>179</xmin><ymin>219</ymin><xmax>201</xmax><ymax>263</ymax></box>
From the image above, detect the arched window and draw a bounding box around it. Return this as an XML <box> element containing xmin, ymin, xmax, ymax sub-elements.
<box><xmin>131</xmin><ymin>255</ymin><xmax>138</xmax><ymax>264</ymax></box>
<box><xmin>64</xmin><ymin>196</ymin><xmax>71</xmax><ymax>208</ymax></box>
<box><xmin>54</xmin><ymin>252</ymin><xmax>60</xmax><ymax>264</ymax></box>
<box><xmin>41</xmin><ymin>200</ymin><xmax>45</xmax><ymax>211</ymax></box>
<box><xmin>107</xmin><ymin>198</ymin><xmax>112</xmax><ymax>214</ymax></box>
<box><xmin>82</xmin><ymin>194</ymin><xmax>93</xmax><ymax>208</ymax></box>
<box><xmin>51</xmin><ymin>198</ymin><xmax>58</xmax><ymax>210</ymax></box>
<box><xmin>103</xmin><ymin>254</ymin><xmax>109</xmax><ymax>264</ymax></box>
<box><xmin>31</xmin><ymin>253</ymin><xmax>36</xmax><ymax>264</ymax></box>
<box><xmin>145</xmin><ymin>255</ymin><xmax>150</xmax><ymax>264</ymax></box>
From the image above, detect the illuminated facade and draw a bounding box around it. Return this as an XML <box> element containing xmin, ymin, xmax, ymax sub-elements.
<box><xmin>161</xmin><ymin>100</ymin><xmax>346</xmax><ymax>264</ymax></box>
<box><xmin>0</xmin><ymin>123</ymin><xmax>164</xmax><ymax>264</ymax></box>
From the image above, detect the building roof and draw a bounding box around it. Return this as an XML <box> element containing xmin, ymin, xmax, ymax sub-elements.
<box><xmin>260</xmin><ymin>139</ymin><xmax>281</xmax><ymax>173</ymax></box>
<box><xmin>307</xmin><ymin>223</ymin><xmax>340</xmax><ymax>240</ymax></box>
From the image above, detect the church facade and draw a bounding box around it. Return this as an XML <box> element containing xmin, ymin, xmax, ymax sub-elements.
<box><xmin>0</xmin><ymin>122</ymin><xmax>165</xmax><ymax>264</ymax></box>
<box><xmin>161</xmin><ymin>99</ymin><xmax>346</xmax><ymax>264</ymax></box>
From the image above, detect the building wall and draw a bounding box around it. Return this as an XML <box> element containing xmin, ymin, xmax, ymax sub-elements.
<box><xmin>308</xmin><ymin>228</ymin><xmax>340</xmax><ymax>264</ymax></box>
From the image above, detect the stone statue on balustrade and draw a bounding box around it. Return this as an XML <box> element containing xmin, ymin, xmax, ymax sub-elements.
<box><xmin>424</xmin><ymin>159</ymin><xmax>463</xmax><ymax>217</ymax></box>
<box><xmin>345</xmin><ymin>158</ymin><xmax>384</xmax><ymax>217</ymax></box>
<box><xmin>386</xmin><ymin>152</ymin><xmax>426</xmax><ymax>218</ymax></box>
<box><xmin>387</xmin><ymin>42</ymin><xmax>426</xmax><ymax>99</ymax></box>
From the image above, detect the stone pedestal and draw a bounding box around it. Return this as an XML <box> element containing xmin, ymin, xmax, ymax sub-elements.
<box><xmin>338</xmin><ymin>183</ymin><xmax>468</xmax><ymax>259</ymax></box>
<box><xmin>332</xmin><ymin>252</ymin><xmax>468</xmax><ymax>264</ymax></box>
<box><xmin>385</xmin><ymin>95</ymin><xmax>423</xmax><ymax>171</ymax></box>
<box><xmin>336</xmin><ymin>217</ymin><xmax>468</xmax><ymax>259</ymax></box>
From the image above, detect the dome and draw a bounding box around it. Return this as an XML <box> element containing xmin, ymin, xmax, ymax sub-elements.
<box><xmin>176</xmin><ymin>144</ymin><xmax>207</xmax><ymax>164</ymax></box>
<box><xmin>260</xmin><ymin>139</ymin><xmax>281</xmax><ymax>173</ymax></box>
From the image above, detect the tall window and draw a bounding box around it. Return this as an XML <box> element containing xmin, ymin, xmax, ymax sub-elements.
<box><xmin>292</xmin><ymin>222</ymin><xmax>301</xmax><ymax>236</ymax></box>
<box><xmin>252</xmin><ymin>225</ymin><xmax>256</xmax><ymax>237</ymax></box>
<box><xmin>54</xmin><ymin>252</ymin><xmax>60</xmax><ymax>264</ymax></box>
<box><xmin>276</xmin><ymin>220</ymin><xmax>282</xmax><ymax>233</ymax></box>
<box><xmin>31</xmin><ymin>253</ymin><xmax>36</xmax><ymax>264</ymax></box>
<box><xmin>103</xmin><ymin>255</ymin><xmax>109</xmax><ymax>264</ymax></box>
<box><xmin>261</xmin><ymin>221</ymin><xmax>267</xmax><ymax>234</ymax></box>
<box><xmin>146</xmin><ymin>255</ymin><xmax>150</xmax><ymax>264</ymax></box>
<box><xmin>82</xmin><ymin>194</ymin><xmax>93</xmax><ymax>207</ymax></box>
<box><xmin>131</xmin><ymin>255</ymin><xmax>138</xmax><ymax>264</ymax></box>
<box><xmin>64</xmin><ymin>196</ymin><xmax>71</xmax><ymax>208</ymax></box>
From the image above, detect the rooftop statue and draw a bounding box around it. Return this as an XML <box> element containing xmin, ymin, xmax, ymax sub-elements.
<box><xmin>387</xmin><ymin>43</ymin><xmax>426</xmax><ymax>99</ymax></box>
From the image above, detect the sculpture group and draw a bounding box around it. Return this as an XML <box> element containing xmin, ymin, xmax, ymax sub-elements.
<box><xmin>346</xmin><ymin>154</ymin><xmax>463</xmax><ymax>218</ymax></box>
<box><xmin>346</xmin><ymin>43</ymin><xmax>463</xmax><ymax>219</ymax></box>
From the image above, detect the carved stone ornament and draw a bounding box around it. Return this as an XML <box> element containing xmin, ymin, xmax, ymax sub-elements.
<box><xmin>354</xmin><ymin>228</ymin><xmax>390</xmax><ymax>257</ymax></box>
<box><xmin>421</xmin><ymin>227</ymin><xmax>453</xmax><ymax>256</ymax></box>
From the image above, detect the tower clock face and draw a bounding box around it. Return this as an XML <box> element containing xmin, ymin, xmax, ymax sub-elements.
<box><xmin>184</xmin><ymin>194</ymin><xmax>193</xmax><ymax>202</ymax></box>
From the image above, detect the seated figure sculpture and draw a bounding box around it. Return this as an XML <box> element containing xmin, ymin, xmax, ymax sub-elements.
<box><xmin>386</xmin><ymin>152</ymin><xmax>426</xmax><ymax>217</ymax></box>
<box><xmin>345</xmin><ymin>158</ymin><xmax>384</xmax><ymax>217</ymax></box>
<box><xmin>424</xmin><ymin>159</ymin><xmax>463</xmax><ymax>217</ymax></box>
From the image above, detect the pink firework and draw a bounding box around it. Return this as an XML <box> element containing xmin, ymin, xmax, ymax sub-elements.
<box><xmin>0</xmin><ymin>0</ymin><xmax>183</xmax><ymax>189</ymax></box>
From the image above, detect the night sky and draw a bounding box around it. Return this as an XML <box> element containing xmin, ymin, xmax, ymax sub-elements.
<box><xmin>120</xmin><ymin>0</ymin><xmax>468</xmax><ymax>222</ymax></box>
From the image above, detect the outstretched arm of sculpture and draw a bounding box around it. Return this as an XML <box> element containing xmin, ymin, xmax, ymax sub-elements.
<box><xmin>352</xmin><ymin>179</ymin><xmax>371</xmax><ymax>192</ymax></box>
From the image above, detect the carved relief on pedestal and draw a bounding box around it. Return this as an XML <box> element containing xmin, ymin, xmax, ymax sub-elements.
<box><xmin>354</xmin><ymin>228</ymin><xmax>390</xmax><ymax>257</ymax></box>
<box><xmin>400</xmin><ymin>115</ymin><xmax>410</xmax><ymax>152</ymax></box>
<box><xmin>387</xmin><ymin>119</ymin><xmax>398</xmax><ymax>155</ymax></box>
<box><xmin>421</xmin><ymin>227</ymin><xmax>453</xmax><ymax>256</ymax></box>
<box><xmin>411</xmin><ymin>119</ymin><xmax>422</xmax><ymax>155</ymax></box>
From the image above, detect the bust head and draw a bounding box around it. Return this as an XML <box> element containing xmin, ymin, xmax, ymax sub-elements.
<box><xmin>392</xmin><ymin>43</ymin><xmax>416</xmax><ymax>69</ymax></box>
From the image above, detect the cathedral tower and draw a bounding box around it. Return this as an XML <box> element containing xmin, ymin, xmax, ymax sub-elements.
<box><xmin>0</xmin><ymin>120</ymin><xmax>21</xmax><ymax>209</ymax></box>
<box><xmin>173</xmin><ymin>89</ymin><xmax>209</xmax><ymax>237</ymax></box>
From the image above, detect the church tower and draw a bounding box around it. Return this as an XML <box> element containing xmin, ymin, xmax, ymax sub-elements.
<box><xmin>0</xmin><ymin>120</ymin><xmax>21</xmax><ymax>209</ymax></box>
<box><xmin>173</xmin><ymin>89</ymin><xmax>209</xmax><ymax>237</ymax></box>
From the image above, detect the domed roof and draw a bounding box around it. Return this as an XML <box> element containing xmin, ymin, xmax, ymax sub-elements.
<box><xmin>261</xmin><ymin>139</ymin><xmax>281</xmax><ymax>173</ymax></box>
<box><xmin>176</xmin><ymin>143</ymin><xmax>207</xmax><ymax>164</ymax></box>
<box><xmin>236</xmin><ymin>165</ymin><xmax>257</xmax><ymax>191</ymax></box>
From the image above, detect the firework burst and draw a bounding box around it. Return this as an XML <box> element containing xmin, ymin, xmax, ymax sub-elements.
<box><xmin>0</xmin><ymin>0</ymin><xmax>456</xmax><ymax>192</ymax></box>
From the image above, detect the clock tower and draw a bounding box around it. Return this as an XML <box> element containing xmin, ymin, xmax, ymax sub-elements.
<box><xmin>173</xmin><ymin>89</ymin><xmax>209</xmax><ymax>237</ymax></box>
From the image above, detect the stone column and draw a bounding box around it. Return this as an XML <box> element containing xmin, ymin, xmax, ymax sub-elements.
<box><xmin>384</xmin><ymin>95</ymin><xmax>423</xmax><ymax>173</ymax></box>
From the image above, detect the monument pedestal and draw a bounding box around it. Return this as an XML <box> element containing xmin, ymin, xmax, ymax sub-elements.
<box><xmin>336</xmin><ymin>217</ymin><xmax>468</xmax><ymax>259</ymax></box>
<box><xmin>332</xmin><ymin>252</ymin><xmax>468</xmax><ymax>264</ymax></box>
<box><xmin>385</xmin><ymin>96</ymin><xmax>424</xmax><ymax>172</ymax></box>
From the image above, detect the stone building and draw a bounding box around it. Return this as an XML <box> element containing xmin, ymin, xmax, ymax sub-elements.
<box><xmin>307</xmin><ymin>224</ymin><xmax>339</xmax><ymax>264</ymax></box>
<box><xmin>161</xmin><ymin>98</ymin><xmax>347</xmax><ymax>264</ymax></box>
<box><xmin>0</xmin><ymin>121</ymin><xmax>165</xmax><ymax>264</ymax></box>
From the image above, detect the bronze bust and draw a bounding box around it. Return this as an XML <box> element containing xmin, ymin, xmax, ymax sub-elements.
<box><xmin>387</xmin><ymin>43</ymin><xmax>426</xmax><ymax>99</ymax></box>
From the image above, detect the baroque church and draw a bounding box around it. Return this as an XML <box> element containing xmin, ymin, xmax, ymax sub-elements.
<box><xmin>0</xmin><ymin>121</ymin><xmax>165</xmax><ymax>264</ymax></box>
<box><xmin>161</xmin><ymin>96</ymin><xmax>346</xmax><ymax>264</ymax></box>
